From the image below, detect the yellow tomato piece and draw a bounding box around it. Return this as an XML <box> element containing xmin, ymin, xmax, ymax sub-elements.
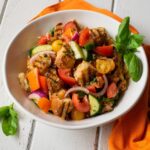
<box><xmin>96</xmin><ymin>58</ymin><xmax>115</xmax><ymax>74</ymax></box>
<box><xmin>52</xmin><ymin>40</ymin><xmax>63</xmax><ymax>52</ymax></box>
<box><xmin>71</xmin><ymin>109</ymin><xmax>85</xmax><ymax>120</ymax></box>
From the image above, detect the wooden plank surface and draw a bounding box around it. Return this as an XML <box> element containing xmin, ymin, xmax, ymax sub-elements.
<box><xmin>0</xmin><ymin>0</ymin><xmax>5</xmax><ymax>24</ymax></box>
<box><xmin>30</xmin><ymin>122</ymin><xmax>96</xmax><ymax>150</ymax></box>
<box><xmin>0</xmin><ymin>0</ymin><xmax>57</xmax><ymax>150</ymax></box>
<box><xmin>86</xmin><ymin>0</ymin><xmax>113</xmax><ymax>10</ymax></box>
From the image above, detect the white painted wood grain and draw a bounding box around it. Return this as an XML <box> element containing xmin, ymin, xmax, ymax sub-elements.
<box><xmin>98</xmin><ymin>122</ymin><xmax>113</xmax><ymax>150</ymax></box>
<box><xmin>0</xmin><ymin>0</ymin><xmax>5</xmax><ymax>17</ymax></box>
<box><xmin>0</xmin><ymin>0</ymin><xmax>58</xmax><ymax>150</ymax></box>
<box><xmin>31</xmin><ymin>122</ymin><xmax>96</xmax><ymax>150</ymax></box>
<box><xmin>85</xmin><ymin>0</ymin><xmax>113</xmax><ymax>10</ymax></box>
<box><xmin>114</xmin><ymin>0</ymin><xmax>150</xmax><ymax>43</ymax></box>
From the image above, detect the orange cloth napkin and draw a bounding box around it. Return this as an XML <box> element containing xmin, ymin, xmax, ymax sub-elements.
<box><xmin>33</xmin><ymin>0</ymin><xmax>150</xmax><ymax>149</ymax></box>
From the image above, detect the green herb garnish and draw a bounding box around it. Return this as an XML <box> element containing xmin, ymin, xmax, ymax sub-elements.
<box><xmin>115</xmin><ymin>17</ymin><xmax>143</xmax><ymax>81</ymax></box>
<box><xmin>77</xmin><ymin>91</ymin><xmax>86</xmax><ymax>99</ymax></box>
<box><xmin>49</xmin><ymin>27</ymin><xmax>55</xmax><ymax>36</ymax></box>
<box><xmin>0</xmin><ymin>104</ymin><xmax>18</xmax><ymax>136</ymax></box>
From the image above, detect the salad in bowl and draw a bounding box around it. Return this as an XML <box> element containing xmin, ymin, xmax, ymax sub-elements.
<box><xmin>18</xmin><ymin>17</ymin><xmax>143</xmax><ymax>121</ymax></box>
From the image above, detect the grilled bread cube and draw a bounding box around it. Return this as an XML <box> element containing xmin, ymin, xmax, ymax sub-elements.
<box><xmin>90</xmin><ymin>27</ymin><xmax>113</xmax><ymax>45</ymax></box>
<box><xmin>18</xmin><ymin>73</ymin><xmax>30</xmax><ymax>92</ymax></box>
<box><xmin>46</xmin><ymin>68</ymin><xmax>63</xmax><ymax>94</ymax></box>
<box><xmin>50</xmin><ymin>93</ymin><xmax>64</xmax><ymax>116</ymax></box>
<box><xmin>50</xmin><ymin>93</ymin><xmax>73</xmax><ymax>119</ymax></box>
<box><xmin>55</xmin><ymin>47</ymin><xmax>75</xmax><ymax>69</ymax></box>
<box><xmin>32</xmin><ymin>53</ymin><xmax>52</xmax><ymax>74</ymax></box>
<box><xmin>74</xmin><ymin>61</ymin><xmax>97</xmax><ymax>86</ymax></box>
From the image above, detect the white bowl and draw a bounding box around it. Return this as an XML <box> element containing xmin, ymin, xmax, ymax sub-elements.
<box><xmin>3</xmin><ymin>10</ymin><xmax>148</xmax><ymax>129</ymax></box>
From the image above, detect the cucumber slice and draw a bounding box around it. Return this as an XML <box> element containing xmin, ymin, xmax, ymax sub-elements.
<box><xmin>82</xmin><ymin>48</ymin><xmax>88</xmax><ymax>60</ymax></box>
<box><xmin>31</xmin><ymin>45</ymin><xmax>52</xmax><ymax>56</ymax></box>
<box><xmin>84</xmin><ymin>42</ymin><xmax>95</xmax><ymax>51</ymax></box>
<box><xmin>69</xmin><ymin>41</ymin><xmax>84</xmax><ymax>59</ymax></box>
<box><xmin>89</xmin><ymin>95</ymin><xmax>100</xmax><ymax>116</ymax></box>
<box><xmin>82</xmin><ymin>48</ymin><xmax>93</xmax><ymax>61</ymax></box>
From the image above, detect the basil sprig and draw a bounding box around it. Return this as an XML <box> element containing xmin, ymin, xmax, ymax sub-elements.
<box><xmin>0</xmin><ymin>104</ymin><xmax>18</xmax><ymax>136</ymax></box>
<box><xmin>115</xmin><ymin>17</ymin><xmax>143</xmax><ymax>81</ymax></box>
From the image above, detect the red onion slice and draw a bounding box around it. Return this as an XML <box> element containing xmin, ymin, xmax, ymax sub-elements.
<box><xmin>28</xmin><ymin>90</ymin><xmax>47</xmax><ymax>103</ymax></box>
<box><xmin>30</xmin><ymin>50</ymin><xmax>55</xmax><ymax>64</ymax></box>
<box><xmin>90</xmin><ymin>75</ymin><xmax>108</xmax><ymax>97</ymax></box>
<box><xmin>65</xmin><ymin>86</ymin><xmax>89</xmax><ymax>97</ymax></box>
<box><xmin>72</xmin><ymin>32</ymin><xmax>79</xmax><ymax>41</ymax></box>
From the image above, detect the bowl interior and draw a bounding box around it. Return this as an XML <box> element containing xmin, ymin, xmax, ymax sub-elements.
<box><xmin>4</xmin><ymin>10</ymin><xmax>148</xmax><ymax>129</ymax></box>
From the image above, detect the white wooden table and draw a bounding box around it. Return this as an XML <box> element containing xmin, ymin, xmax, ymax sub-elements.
<box><xmin>0</xmin><ymin>0</ymin><xmax>149</xmax><ymax>150</ymax></box>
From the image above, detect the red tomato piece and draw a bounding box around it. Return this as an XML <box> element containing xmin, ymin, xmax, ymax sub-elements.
<box><xmin>72</xmin><ymin>93</ymin><xmax>90</xmax><ymax>113</ymax></box>
<box><xmin>87</xmin><ymin>84</ymin><xmax>96</xmax><ymax>93</ymax></box>
<box><xmin>63</xmin><ymin>21</ymin><xmax>78</xmax><ymax>42</ymax></box>
<box><xmin>107</xmin><ymin>82</ymin><xmax>118</xmax><ymax>98</ymax></box>
<box><xmin>58</xmin><ymin>69</ymin><xmax>76</xmax><ymax>86</ymax></box>
<box><xmin>94</xmin><ymin>46</ymin><xmax>113</xmax><ymax>57</ymax></box>
<box><xmin>79</xmin><ymin>28</ymin><xmax>90</xmax><ymax>46</ymax></box>
<box><xmin>64</xmin><ymin>21</ymin><xmax>78</xmax><ymax>31</ymax></box>
<box><xmin>38</xmin><ymin>36</ymin><xmax>48</xmax><ymax>45</ymax></box>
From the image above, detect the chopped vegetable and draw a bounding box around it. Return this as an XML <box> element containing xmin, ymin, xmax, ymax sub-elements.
<box><xmin>94</xmin><ymin>45</ymin><xmax>113</xmax><ymax>57</ymax></box>
<box><xmin>37</xmin><ymin>97</ymin><xmax>51</xmax><ymax>112</ymax></box>
<box><xmin>89</xmin><ymin>95</ymin><xmax>101</xmax><ymax>116</ymax></box>
<box><xmin>69</xmin><ymin>41</ymin><xmax>84</xmax><ymax>59</ymax></box>
<box><xmin>58</xmin><ymin>69</ymin><xmax>76</xmax><ymax>86</ymax></box>
<box><xmin>90</xmin><ymin>75</ymin><xmax>108</xmax><ymax>97</ymax></box>
<box><xmin>52</xmin><ymin>40</ymin><xmax>63</xmax><ymax>52</ymax></box>
<box><xmin>96</xmin><ymin>58</ymin><xmax>115</xmax><ymax>74</ymax></box>
<box><xmin>107</xmin><ymin>82</ymin><xmax>118</xmax><ymax>98</ymax></box>
<box><xmin>63</xmin><ymin>21</ymin><xmax>78</xmax><ymax>42</ymax></box>
<box><xmin>30</xmin><ymin>45</ymin><xmax>52</xmax><ymax>56</ymax></box>
<box><xmin>87</xmin><ymin>84</ymin><xmax>96</xmax><ymax>93</ymax></box>
<box><xmin>72</xmin><ymin>93</ymin><xmax>90</xmax><ymax>113</ymax></box>
<box><xmin>26</xmin><ymin>68</ymin><xmax>40</xmax><ymax>91</ymax></box>
<box><xmin>65</xmin><ymin>86</ymin><xmax>89</xmax><ymax>97</ymax></box>
<box><xmin>71</xmin><ymin>109</ymin><xmax>85</xmax><ymax>120</ymax></box>
<box><xmin>79</xmin><ymin>28</ymin><xmax>90</xmax><ymax>46</ymax></box>
<box><xmin>39</xmin><ymin>76</ymin><xmax>48</xmax><ymax>94</ymax></box>
<box><xmin>84</xmin><ymin>41</ymin><xmax>95</xmax><ymax>51</ymax></box>
<box><xmin>72</xmin><ymin>32</ymin><xmax>79</xmax><ymax>42</ymax></box>
<box><xmin>38</xmin><ymin>36</ymin><xmax>48</xmax><ymax>45</ymax></box>
<box><xmin>28</xmin><ymin>90</ymin><xmax>47</xmax><ymax>103</ymax></box>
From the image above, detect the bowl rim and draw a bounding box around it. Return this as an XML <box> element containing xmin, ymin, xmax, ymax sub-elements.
<box><xmin>3</xmin><ymin>9</ymin><xmax>149</xmax><ymax>129</ymax></box>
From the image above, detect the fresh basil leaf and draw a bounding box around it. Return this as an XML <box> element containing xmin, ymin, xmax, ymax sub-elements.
<box><xmin>115</xmin><ymin>17</ymin><xmax>130</xmax><ymax>52</ymax></box>
<box><xmin>127</xmin><ymin>34</ymin><xmax>144</xmax><ymax>50</ymax></box>
<box><xmin>0</xmin><ymin>106</ymin><xmax>9</xmax><ymax>119</ymax></box>
<box><xmin>124</xmin><ymin>53</ymin><xmax>142</xmax><ymax>81</ymax></box>
<box><xmin>2</xmin><ymin>105</ymin><xmax>18</xmax><ymax>136</ymax></box>
<box><xmin>124</xmin><ymin>52</ymin><xmax>134</xmax><ymax>68</ymax></box>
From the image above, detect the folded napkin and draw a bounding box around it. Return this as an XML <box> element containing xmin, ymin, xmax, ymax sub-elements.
<box><xmin>33</xmin><ymin>0</ymin><xmax>150</xmax><ymax>149</ymax></box>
